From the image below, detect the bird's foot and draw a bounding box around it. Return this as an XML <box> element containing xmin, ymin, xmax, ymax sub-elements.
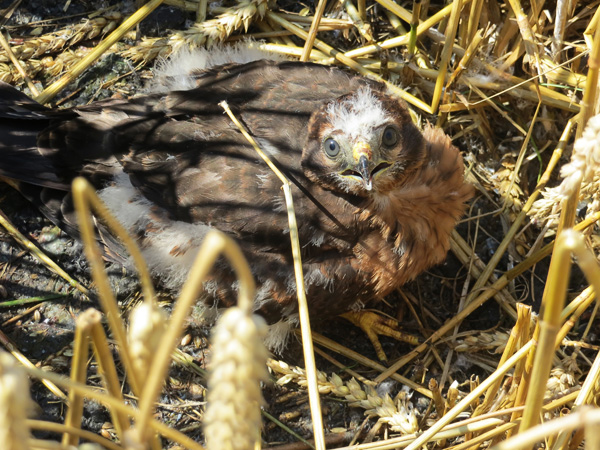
<box><xmin>340</xmin><ymin>311</ymin><xmax>419</xmax><ymax>362</ymax></box>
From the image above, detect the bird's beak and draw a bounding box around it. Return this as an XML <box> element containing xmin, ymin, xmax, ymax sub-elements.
<box><xmin>356</xmin><ymin>154</ymin><xmax>372</xmax><ymax>191</ymax></box>
<box><xmin>353</xmin><ymin>141</ymin><xmax>374</xmax><ymax>191</ymax></box>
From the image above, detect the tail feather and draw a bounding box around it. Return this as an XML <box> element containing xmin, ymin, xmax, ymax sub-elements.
<box><xmin>0</xmin><ymin>82</ymin><xmax>128</xmax><ymax>263</ymax></box>
<box><xmin>0</xmin><ymin>82</ymin><xmax>69</xmax><ymax>188</ymax></box>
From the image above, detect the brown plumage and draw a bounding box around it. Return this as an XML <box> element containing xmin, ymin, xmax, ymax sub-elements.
<box><xmin>0</xmin><ymin>59</ymin><xmax>472</xmax><ymax>349</ymax></box>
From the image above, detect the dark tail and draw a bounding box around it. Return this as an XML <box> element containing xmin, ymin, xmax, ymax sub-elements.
<box><xmin>0</xmin><ymin>82</ymin><xmax>127</xmax><ymax>262</ymax></box>
<box><xmin>0</xmin><ymin>82</ymin><xmax>71</xmax><ymax>189</ymax></box>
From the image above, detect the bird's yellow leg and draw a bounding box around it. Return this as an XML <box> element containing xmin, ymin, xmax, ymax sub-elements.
<box><xmin>340</xmin><ymin>311</ymin><xmax>420</xmax><ymax>362</ymax></box>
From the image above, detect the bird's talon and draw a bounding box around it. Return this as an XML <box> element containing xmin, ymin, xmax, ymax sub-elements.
<box><xmin>341</xmin><ymin>311</ymin><xmax>420</xmax><ymax>362</ymax></box>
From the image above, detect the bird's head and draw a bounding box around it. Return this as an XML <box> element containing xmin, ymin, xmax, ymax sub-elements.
<box><xmin>302</xmin><ymin>86</ymin><xmax>425</xmax><ymax>196</ymax></box>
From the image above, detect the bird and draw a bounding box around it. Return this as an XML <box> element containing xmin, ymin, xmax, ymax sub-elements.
<box><xmin>0</xmin><ymin>56</ymin><xmax>472</xmax><ymax>354</ymax></box>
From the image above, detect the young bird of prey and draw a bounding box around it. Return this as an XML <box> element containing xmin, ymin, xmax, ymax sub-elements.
<box><xmin>0</xmin><ymin>59</ymin><xmax>472</xmax><ymax>352</ymax></box>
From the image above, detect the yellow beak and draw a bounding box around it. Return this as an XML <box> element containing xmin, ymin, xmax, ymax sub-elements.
<box><xmin>352</xmin><ymin>142</ymin><xmax>373</xmax><ymax>191</ymax></box>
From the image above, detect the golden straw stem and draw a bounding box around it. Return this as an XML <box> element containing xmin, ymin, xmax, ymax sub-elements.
<box><xmin>429</xmin><ymin>378</ymin><xmax>446</xmax><ymax>417</ymax></box>
<box><xmin>431</xmin><ymin>0</ymin><xmax>462</xmax><ymax>113</ymax></box>
<box><xmin>507</xmin><ymin>330</ymin><xmax>535</xmax><ymax>437</ymax></box>
<box><xmin>62</xmin><ymin>312</ymin><xmax>93</xmax><ymax>447</ymax></box>
<box><xmin>282</xmin><ymin>187</ymin><xmax>326</xmax><ymax>450</ymax></box>
<box><xmin>405</xmin><ymin>342</ymin><xmax>533</xmax><ymax>450</ymax></box>
<box><xmin>28</xmin><ymin>420</ymin><xmax>122</xmax><ymax>450</ymax></box>
<box><xmin>556</xmin><ymin>18</ymin><xmax>600</xmax><ymax>239</ymax></box>
<box><xmin>407</xmin><ymin>0</ymin><xmax>421</xmax><ymax>56</ymax></box>
<box><xmin>458</xmin><ymin>423</ymin><xmax>520</xmax><ymax>450</ymax></box>
<box><xmin>135</xmin><ymin>231</ymin><xmax>254</xmax><ymax>443</ymax></box>
<box><xmin>374</xmin><ymin>0</ymin><xmax>412</xmax><ymax>22</ymax></box>
<box><xmin>310</xmin><ymin>332</ymin><xmax>432</xmax><ymax>397</ymax></box>
<box><xmin>557</xmin><ymin>286</ymin><xmax>595</xmax><ymax>345</ymax></box>
<box><xmin>266</xmin><ymin>11</ymin><xmax>432</xmax><ymax>112</ymax></box>
<box><xmin>0</xmin><ymin>31</ymin><xmax>39</xmax><ymax>96</ymax></box>
<box><xmin>71</xmin><ymin>178</ymin><xmax>143</xmax><ymax>396</ymax></box>
<box><xmin>552</xmin><ymin>325</ymin><xmax>600</xmax><ymax>450</ymax></box>
<box><xmin>492</xmin><ymin>408</ymin><xmax>600</xmax><ymax>450</ymax></box>
<box><xmin>466</xmin><ymin>115</ymin><xmax>574</xmax><ymax>299</ymax></box>
<box><xmin>506</xmin><ymin>0</ymin><xmax>542</xmax><ymax>78</ymax></box>
<box><xmin>300</xmin><ymin>0</ymin><xmax>326</xmax><ymax>61</ymax></box>
<box><xmin>357</xmin><ymin>0</ymin><xmax>366</xmax><ymax>21</ymax></box>
<box><xmin>475</xmin><ymin>304</ymin><xmax>532</xmax><ymax>417</ymax></box>
<box><xmin>71</xmin><ymin>178</ymin><xmax>155</xmax><ymax>305</ymax></box>
<box><xmin>377</xmin><ymin>210</ymin><xmax>600</xmax><ymax>383</ymax></box>
<box><xmin>0</xmin><ymin>329</ymin><xmax>66</xmax><ymax>400</ymax></box>
<box><xmin>384</xmin><ymin>8</ymin><xmax>407</xmax><ymax>35</ymax></box>
<box><xmin>341</xmin><ymin>2</ymin><xmax>458</xmax><ymax>59</ymax></box>
<box><xmin>466</xmin><ymin>0</ymin><xmax>483</xmax><ymax>43</ymax></box>
<box><xmin>583</xmin><ymin>4</ymin><xmax>600</xmax><ymax>48</ymax></box>
<box><xmin>21</xmin><ymin>365</ymin><xmax>205</xmax><ymax>450</ymax></box>
<box><xmin>88</xmin><ymin>310</ymin><xmax>131</xmax><ymax>440</ymax></box>
<box><xmin>197</xmin><ymin>0</ymin><xmax>207</xmax><ymax>22</ymax></box>
<box><xmin>219</xmin><ymin>101</ymin><xmax>326</xmax><ymax>450</ymax></box>
<box><xmin>577</xmin><ymin>16</ymin><xmax>600</xmax><ymax>134</ymax></box>
<box><xmin>575</xmin><ymin>19</ymin><xmax>600</xmax><ymax>136</ymax></box>
<box><xmin>518</xmin><ymin>231</ymin><xmax>580</xmax><ymax>435</ymax></box>
<box><xmin>254</xmin><ymin>42</ymin><xmax>328</xmax><ymax>60</ymax></box>
<box><xmin>35</xmin><ymin>0</ymin><xmax>165</xmax><ymax>103</ymax></box>
<box><xmin>0</xmin><ymin>208</ymin><xmax>89</xmax><ymax>297</ymax></box>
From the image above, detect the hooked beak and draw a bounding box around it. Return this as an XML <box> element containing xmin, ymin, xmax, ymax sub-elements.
<box><xmin>357</xmin><ymin>154</ymin><xmax>372</xmax><ymax>191</ymax></box>
<box><xmin>352</xmin><ymin>141</ymin><xmax>374</xmax><ymax>191</ymax></box>
<box><xmin>340</xmin><ymin>141</ymin><xmax>392</xmax><ymax>191</ymax></box>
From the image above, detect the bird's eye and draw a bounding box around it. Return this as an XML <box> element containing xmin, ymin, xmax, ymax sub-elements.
<box><xmin>324</xmin><ymin>138</ymin><xmax>340</xmax><ymax>158</ymax></box>
<box><xmin>382</xmin><ymin>126</ymin><xmax>398</xmax><ymax>147</ymax></box>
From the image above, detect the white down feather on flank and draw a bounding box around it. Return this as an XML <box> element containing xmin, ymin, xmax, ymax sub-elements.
<box><xmin>99</xmin><ymin>173</ymin><xmax>296</xmax><ymax>352</ymax></box>
<box><xmin>98</xmin><ymin>173</ymin><xmax>212</xmax><ymax>291</ymax></box>
<box><xmin>148</xmin><ymin>41</ymin><xmax>289</xmax><ymax>93</ymax></box>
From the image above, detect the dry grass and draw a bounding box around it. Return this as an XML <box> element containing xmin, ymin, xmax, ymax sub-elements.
<box><xmin>0</xmin><ymin>0</ymin><xmax>599</xmax><ymax>449</ymax></box>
